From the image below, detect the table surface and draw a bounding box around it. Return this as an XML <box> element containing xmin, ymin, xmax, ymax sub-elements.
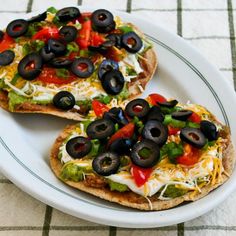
<box><xmin>0</xmin><ymin>0</ymin><xmax>236</xmax><ymax>235</ymax></box>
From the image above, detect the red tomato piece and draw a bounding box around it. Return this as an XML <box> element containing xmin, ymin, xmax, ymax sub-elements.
<box><xmin>131</xmin><ymin>164</ymin><xmax>153</xmax><ymax>187</ymax></box>
<box><xmin>90</xmin><ymin>31</ymin><xmax>105</xmax><ymax>47</ymax></box>
<box><xmin>148</xmin><ymin>93</ymin><xmax>167</xmax><ymax>105</ymax></box>
<box><xmin>108</xmin><ymin>123</ymin><xmax>135</xmax><ymax>146</ymax></box>
<box><xmin>76</xmin><ymin>19</ymin><xmax>92</xmax><ymax>49</ymax></box>
<box><xmin>176</xmin><ymin>144</ymin><xmax>200</xmax><ymax>166</ymax></box>
<box><xmin>189</xmin><ymin>112</ymin><xmax>201</xmax><ymax>123</ymax></box>
<box><xmin>32</xmin><ymin>27</ymin><xmax>59</xmax><ymax>42</ymax></box>
<box><xmin>37</xmin><ymin>67</ymin><xmax>76</xmax><ymax>85</ymax></box>
<box><xmin>0</xmin><ymin>34</ymin><xmax>14</xmax><ymax>52</ymax></box>
<box><xmin>76</xmin><ymin>12</ymin><xmax>92</xmax><ymax>23</ymax></box>
<box><xmin>168</xmin><ymin>126</ymin><xmax>180</xmax><ymax>135</ymax></box>
<box><xmin>92</xmin><ymin>100</ymin><xmax>109</xmax><ymax>117</ymax></box>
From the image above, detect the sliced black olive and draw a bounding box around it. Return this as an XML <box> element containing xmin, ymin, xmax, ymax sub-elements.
<box><xmin>98</xmin><ymin>59</ymin><xmax>119</xmax><ymax>80</ymax></box>
<box><xmin>56</xmin><ymin>7</ymin><xmax>81</xmax><ymax>22</ymax></box>
<box><xmin>6</xmin><ymin>19</ymin><xmax>29</xmax><ymax>38</ymax></box>
<box><xmin>142</xmin><ymin>120</ymin><xmax>168</xmax><ymax>146</ymax></box>
<box><xmin>125</xmin><ymin>98</ymin><xmax>150</xmax><ymax>119</ymax></box>
<box><xmin>146</xmin><ymin>106</ymin><xmax>164</xmax><ymax>122</ymax></box>
<box><xmin>103</xmin><ymin>107</ymin><xmax>128</xmax><ymax>126</ymax></box>
<box><xmin>49</xmin><ymin>57</ymin><xmax>72</xmax><ymax>68</ymax></box>
<box><xmin>171</xmin><ymin>110</ymin><xmax>193</xmax><ymax>121</ymax></box>
<box><xmin>121</xmin><ymin>32</ymin><xmax>143</xmax><ymax>53</ymax></box>
<box><xmin>0</xmin><ymin>50</ymin><xmax>15</xmax><ymax>66</ymax></box>
<box><xmin>59</xmin><ymin>26</ymin><xmax>77</xmax><ymax>43</ymax></box>
<box><xmin>86</xmin><ymin>118</ymin><xmax>115</xmax><ymax>140</ymax></box>
<box><xmin>106</xmin><ymin>33</ymin><xmax>121</xmax><ymax>48</ymax></box>
<box><xmin>18</xmin><ymin>53</ymin><xmax>43</xmax><ymax>80</ymax></box>
<box><xmin>53</xmin><ymin>91</ymin><xmax>75</xmax><ymax>110</ymax></box>
<box><xmin>91</xmin><ymin>9</ymin><xmax>115</xmax><ymax>33</ymax></box>
<box><xmin>70</xmin><ymin>57</ymin><xmax>94</xmax><ymax>78</ymax></box>
<box><xmin>92</xmin><ymin>152</ymin><xmax>120</xmax><ymax>176</ymax></box>
<box><xmin>180</xmin><ymin>127</ymin><xmax>207</xmax><ymax>148</ymax></box>
<box><xmin>0</xmin><ymin>31</ymin><xmax>4</xmax><ymax>41</ymax></box>
<box><xmin>66</xmin><ymin>136</ymin><xmax>92</xmax><ymax>159</ymax></box>
<box><xmin>157</xmin><ymin>100</ymin><xmax>178</xmax><ymax>108</ymax></box>
<box><xmin>27</xmin><ymin>11</ymin><xmax>47</xmax><ymax>23</ymax></box>
<box><xmin>109</xmin><ymin>138</ymin><xmax>133</xmax><ymax>155</ymax></box>
<box><xmin>88</xmin><ymin>45</ymin><xmax>107</xmax><ymax>54</ymax></box>
<box><xmin>40</xmin><ymin>46</ymin><xmax>55</xmax><ymax>62</ymax></box>
<box><xmin>200</xmin><ymin>120</ymin><xmax>218</xmax><ymax>141</ymax></box>
<box><xmin>131</xmin><ymin>139</ymin><xmax>160</xmax><ymax>168</ymax></box>
<box><xmin>101</xmin><ymin>69</ymin><xmax>124</xmax><ymax>95</ymax></box>
<box><xmin>88</xmin><ymin>40</ymin><xmax>115</xmax><ymax>54</ymax></box>
<box><xmin>100</xmin><ymin>20</ymin><xmax>116</xmax><ymax>33</ymax></box>
<box><xmin>47</xmin><ymin>39</ymin><xmax>67</xmax><ymax>56</ymax></box>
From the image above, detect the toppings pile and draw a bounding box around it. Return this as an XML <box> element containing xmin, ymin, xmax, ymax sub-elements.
<box><xmin>58</xmin><ymin>93</ymin><xmax>227</xmax><ymax>199</ymax></box>
<box><xmin>0</xmin><ymin>7</ymin><xmax>151</xmax><ymax>115</ymax></box>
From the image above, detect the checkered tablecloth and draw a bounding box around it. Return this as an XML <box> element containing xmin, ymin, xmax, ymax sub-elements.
<box><xmin>0</xmin><ymin>0</ymin><xmax>235</xmax><ymax>235</ymax></box>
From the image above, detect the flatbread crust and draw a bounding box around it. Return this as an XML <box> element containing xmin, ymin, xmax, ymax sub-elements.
<box><xmin>0</xmin><ymin>24</ymin><xmax>157</xmax><ymax>121</ymax></box>
<box><xmin>50</xmin><ymin>109</ymin><xmax>235</xmax><ymax>211</ymax></box>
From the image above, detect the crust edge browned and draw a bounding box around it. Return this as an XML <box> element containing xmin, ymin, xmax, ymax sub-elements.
<box><xmin>49</xmin><ymin>108</ymin><xmax>235</xmax><ymax>211</ymax></box>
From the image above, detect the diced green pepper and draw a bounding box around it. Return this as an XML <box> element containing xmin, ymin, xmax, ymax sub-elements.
<box><xmin>89</xmin><ymin>139</ymin><xmax>100</xmax><ymax>157</ymax></box>
<box><xmin>161</xmin><ymin>142</ymin><xmax>184</xmax><ymax>163</ymax></box>
<box><xmin>186</xmin><ymin>121</ymin><xmax>200</xmax><ymax>128</ymax></box>
<box><xmin>163</xmin><ymin>115</ymin><xmax>186</xmax><ymax>128</ymax></box>
<box><xmin>118</xmin><ymin>25</ymin><xmax>134</xmax><ymax>33</ymax></box>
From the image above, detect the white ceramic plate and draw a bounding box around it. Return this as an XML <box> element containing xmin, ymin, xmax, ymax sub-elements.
<box><xmin>0</xmin><ymin>9</ymin><xmax>236</xmax><ymax>228</ymax></box>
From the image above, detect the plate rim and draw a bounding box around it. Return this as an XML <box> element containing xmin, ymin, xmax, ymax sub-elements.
<box><xmin>0</xmin><ymin>8</ymin><xmax>236</xmax><ymax>228</ymax></box>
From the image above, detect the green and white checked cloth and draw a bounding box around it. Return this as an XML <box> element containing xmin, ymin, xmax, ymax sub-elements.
<box><xmin>0</xmin><ymin>0</ymin><xmax>235</xmax><ymax>235</ymax></box>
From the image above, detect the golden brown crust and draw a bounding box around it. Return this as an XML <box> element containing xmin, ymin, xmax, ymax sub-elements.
<box><xmin>50</xmin><ymin>109</ymin><xmax>235</xmax><ymax>211</ymax></box>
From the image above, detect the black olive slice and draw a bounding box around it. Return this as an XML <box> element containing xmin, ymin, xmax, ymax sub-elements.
<box><xmin>131</xmin><ymin>139</ymin><xmax>160</xmax><ymax>168</ymax></box>
<box><xmin>171</xmin><ymin>110</ymin><xmax>193</xmax><ymax>121</ymax></box>
<box><xmin>125</xmin><ymin>98</ymin><xmax>150</xmax><ymax>118</ymax></box>
<box><xmin>47</xmin><ymin>39</ymin><xmax>67</xmax><ymax>56</ymax></box>
<box><xmin>109</xmin><ymin>138</ymin><xmax>133</xmax><ymax>155</ymax></box>
<box><xmin>200</xmin><ymin>120</ymin><xmax>218</xmax><ymax>141</ymax></box>
<box><xmin>101</xmin><ymin>69</ymin><xmax>124</xmax><ymax>95</ymax></box>
<box><xmin>27</xmin><ymin>11</ymin><xmax>47</xmax><ymax>23</ymax></box>
<box><xmin>18</xmin><ymin>53</ymin><xmax>43</xmax><ymax>80</ymax></box>
<box><xmin>98</xmin><ymin>59</ymin><xmax>119</xmax><ymax>80</ymax></box>
<box><xmin>92</xmin><ymin>152</ymin><xmax>120</xmax><ymax>176</ymax></box>
<box><xmin>99</xmin><ymin>20</ymin><xmax>116</xmax><ymax>33</ymax></box>
<box><xmin>0</xmin><ymin>31</ymin><xmax>4</xmax><ymax>41</ymax></box>
<box><xmin>121</xmin><ymin>32</ymin><xmax>143</xmax><ymax>53</ymax></box>
<box><xmin>180</xmin><ymin>127</ymin><xmax>207</xmax><ymax>148</ymax></box>
<box><xmin>86</xmin><ymin>118</ymin><xmax>115</xmax><ymax>140</ymax></box>
<box><xmin>66</xmin><ymin>136</ymin><xmax>92</xmax><ymax>159</ymax></box>
<box><xmin>49</xmin><ymin>57</ymin><xmax>72</xmax><ymax>68</ymax></box>
<box><xmin>0</xmin><ymin>50</ymin><xmax>15</xmax><ymax>66</ymax></box>
<box><xmin>142</xmin><ymin>120</ymin><xmax>168</xmax><ymax>146</ymax></box>
<box><xmin>103</xmin><ymin>107</ymin><xmax>128</xmax><ymax>126</ymax></box>
<box><xmin>56</xmin><ymin>7</ymin><xmax>81</xmax><ymax>22</ymax></box>
<box><xmin>88</xmin><ymin>40</ymin><xmax>115</xmax><ymax>54</ymax></box>
<box><xmin>40</xmin><ymin>46</ymin><xmax>55</xmax><ymax>62</ymax></box>
<box><xmin>106</xmin><ymin>33</ymin><xmax>121</xmax><ymax>48</ymax></box>
<box><xmin>91</xmin><ymin>9</ymin><xmax>115</xmax><ymax>33</ymax></box>
<box><xmin>70</xmin><ymin>58</ymin><xmax>94</xmax><ymax>78</ymax></box>
<box><xmin>146</xmin><ymin>106</ymin><xmax>164</xmax><ymax>122</ymax></box>
<box><xmin>6</xmin><ymin>19</ymin><xmax>29</xmax><ymax>38</ymax></box>
<box><xmin>53</xmin><ymin>91</ymin><xmax>75</xmax><ymax>110</ymax></box>
<box><xmin>59</xmin><ymin>26</ymin><xmax>77</xmax><ymax>43</ymax></box>
<box><xmin>88</xmin><ymin>45</ymin><xmax>107</xmax><ymax>54</ymax></box>
<box><xmin>157</xmin><ymin>100</ymin><xmax>178</xmax><ymax>108</ymax></box>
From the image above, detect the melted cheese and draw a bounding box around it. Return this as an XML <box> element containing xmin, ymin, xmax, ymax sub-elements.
<box><xmin>106</xmin><ymin>149</ymin><xmax>219</xmax><ymax>198</ymax></box>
